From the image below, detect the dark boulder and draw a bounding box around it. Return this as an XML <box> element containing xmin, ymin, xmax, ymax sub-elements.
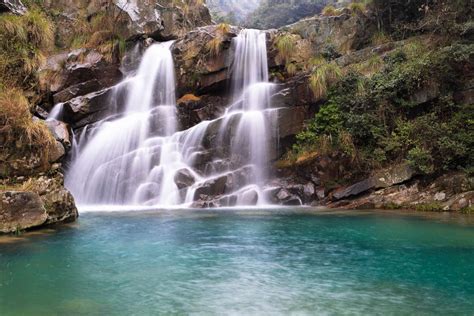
<box><xmin>174</xmin><ymin>169</ymin><xmax>196</xmax><ymax>190</ymax></box>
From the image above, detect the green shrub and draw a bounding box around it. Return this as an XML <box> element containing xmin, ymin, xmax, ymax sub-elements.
<box><xmin>292</xmin><ymin>42</ymin><xmax>473</xmax><ymax>176</ymax></box>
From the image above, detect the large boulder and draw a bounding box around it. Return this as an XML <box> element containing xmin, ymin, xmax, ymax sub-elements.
<box><xmin>0</xmin><ymin>0</ymin><xmax>26</xmax><ymax>15</ymax></box>
<box><xmin>30</xmin><ymin>174</ymin><xmax>78</xmax><ymax>225</ymax></box>
<box><xmin>0</xmin><ymin>173</ymin><xmax>78</xmax><ymax>233</ymax></box>
<box><xmin>332</xmin><ymin>164</ymin><xmax>416</xmax><ymax>200</ymax></box>
<box><xmin>61</xmin><ymin>88</ymin><xmax>116</xmax><ymax>129</ymax></box>
<box><xmin>174</xmin><ymin>169</ymin><xmax>196</xmax><ymax>190</ymax></box>
<box><xmin>0</xmin><ymin>192</ymin><xmax>47</xmax><ymax>233</ymax></box>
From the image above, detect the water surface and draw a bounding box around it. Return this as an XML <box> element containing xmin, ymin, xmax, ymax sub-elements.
<box><xmin>1</xmin><ymin>209</ymin><xmax>473</xmax><ymax>315</ymax></box>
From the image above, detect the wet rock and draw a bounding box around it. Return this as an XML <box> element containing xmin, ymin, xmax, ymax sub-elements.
<box><xmin>53</xmin><ymin>79</ymin><xmax>107</xmax><ymax>104</ymax></box>
<box><xmin>0</xmin><ymin>192</ymin><xmax>47</xmax><ymax>233</ymax></box>
<box><xmin>40</xmin><ymin>49</ymin><xmax>122</xmax><ymax>99</ymax></box>
<box><xmin>273</xmin><ymin>75</ymin><xmax>316</xmax><ymax>107</ymax></box>
<box><xmin>282</xmin><ymin>197</ymin><xmax>302</xmax><ymax>206</ymax></box>
<box><xmin>276</xmin><ymin>189</ymin><xmax>291</xmax><ymax>201</ymax></box>
<box><xmin>46</xmin><ymin>120</ymin><xmax>71</xmax><ymax>150</ymax></box>
<box><xmin>239</xmin><ymin>189</ymin><xmax>259</xmax><ymax>206</ymax></box>
<box><xmin>194</xmin><ymin>175</ymin><xmax>228</xmax><ymax>200</ymax></box>
<box><xmin>0</xmin><ymin>0</ymin><xmax>26</xmax><ymax>15</ymax></box>
<box><xmin>61</xmin><ymin>88</ymin><xmax>115</xmax><ymax>128</ymax></box>
<box><xmin>333</xmin><ymin>164</ymin><xmax>415</xmax><ymax>200</ymax></box>
<box><xmin>174</xmin><ymin>169</ymin><xmax>196</xmax><ymax>190</ymax></box>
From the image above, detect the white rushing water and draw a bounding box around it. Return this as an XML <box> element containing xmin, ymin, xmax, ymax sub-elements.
<box><xmin>66</xmin><ymin>30</ymin><xmax>278</xmax><ymax>208</ymax></box>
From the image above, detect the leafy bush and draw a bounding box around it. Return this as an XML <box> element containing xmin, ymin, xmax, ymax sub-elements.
<box><xmin>293</xmin><ymin>42</ymin><xmax>474</xmax><ymax>176</ymax></box>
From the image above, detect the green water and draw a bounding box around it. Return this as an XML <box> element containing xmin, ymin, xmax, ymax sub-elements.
<box><xmin>0</xmin><ymin>209</ymin><xmax>473</xmax><ymax>315</ymax></box>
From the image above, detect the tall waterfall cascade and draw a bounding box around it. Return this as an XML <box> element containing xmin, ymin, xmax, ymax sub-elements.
<box><xmin>66</xmin><ymin>30</ymin><xmax>279</xmax><ymax>208</ymax></box>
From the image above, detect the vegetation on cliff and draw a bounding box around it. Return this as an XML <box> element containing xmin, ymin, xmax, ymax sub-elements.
<box><xmin>279</xmin><ymin>0</ymin><xmax>473</xmax><ymax>184</ymax></box>
<box><xmin>0</xmin><ymin>9</ymin><xmax>56</xmax><ymax>169</ymax></box>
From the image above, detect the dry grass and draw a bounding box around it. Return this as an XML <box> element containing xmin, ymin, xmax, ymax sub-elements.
<box><xmin>348</xmin><ymin>2</ymin><xmax>367</xmax><ymax>15</ymax></box>
<box><xmin>371</xmin><ymin>31</ymin><xmax>391</xmax><ymax>46</ymax></box>
<box><xmin>286</xmin><ymin>63</ymin><xmax>298</xmax><ymax>76</ymax></box>
<box><xmin>206</xmin><ymin>23</ymin><xmax>232</xmax><ymax>57</ymax></box>
<box><xmin>0</xmin><ymin>178</ymin><xmax>36</xmax><ymax>192</ymax></box>
<box><xmin>275</xmin><ymin>34</ymin><xmax>296</xmax><ymax>64</ymax></box>
<box><xmin>178</xmin><ymin>94</ymin><xmax>201</xmax><ymax>103</ymax></box>
<box><xmin>0</xmin><ymin>88</ymin><xmax>56</xmax><ymax>163</ymax></box>
<box><xmin>309</xmin><ymin>60</ymin><xmax>343</xmax><ymax>99</ymax></box>
<box><xmin>0</xmin><ymin>10</ymin><xmax>54</xmax><ymax>88</ymax></box>
<box><xmin>206</xmin><ymin>37</ymin><xmax>223</xmax><ymax>56</ymax></box>
<box><xmin>353</xmin><ymin>54</ymin><xmax>384</xmax><ymax>76</ymax></box>
<box><xmin>322</xmin><ymin>5</ymin><xmax>340</xmax><ymax>17</ymax></box>
<box><xmin>216</xmin><ymin>23</ymin><xmax>231</xmax><ymax>34</ymax></box>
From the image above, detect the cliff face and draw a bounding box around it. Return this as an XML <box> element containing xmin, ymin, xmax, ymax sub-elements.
<box><xmin>42</xmin><ymin>0</ymin><xmax>211</xmax><ymax>47</ymax></box>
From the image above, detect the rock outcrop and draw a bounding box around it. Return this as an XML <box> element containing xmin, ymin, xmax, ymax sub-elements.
<box><xmin>39</xmin><ymin>49</ymin><xmax>123</xmax><ymax>107</ymax></box>
<box><xmin>173</xmin><ymin>24</ymin><xmax>240</xmax><ymax>96</ymax></box>
<box><xmin>43</xmin><ymin>0</ymin><xmax>211</xmax><ymax>47</ymax></box>
<box><xmin>280</xmin><ymin>10</ymin><xmax>375</xmax><ymax>58</ymax></box>
<box><xmin>0</xmin><ymin>173</ymin><xmax>78</xmax><ymax>234</ymax></box>
<box><xmin>330</xmin><ymin>172</ymin><xmax>474</xmax><ymax>212</ymax></box>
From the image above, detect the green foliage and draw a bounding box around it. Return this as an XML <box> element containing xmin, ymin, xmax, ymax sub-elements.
<box><xmin>294</xmin><ymin>41</ymin><xmax>474</xmax><ymax>175</ymax></box>
<box><xmin>415</xmin><ymin>203</ymin><xmax>445</xmax><ymax>212</ymax></box>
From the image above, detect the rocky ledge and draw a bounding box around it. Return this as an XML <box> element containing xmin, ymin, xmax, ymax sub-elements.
<box><xmin>0</xmin><ymin>172</ymin><xmax>78</xmax><ymax>234</ymax></box>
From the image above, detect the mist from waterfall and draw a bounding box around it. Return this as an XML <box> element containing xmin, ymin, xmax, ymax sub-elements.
<box><xmin>66</xmin><ymin>30</ymin><xmax>277</xmax><ymax>208</ymax></box>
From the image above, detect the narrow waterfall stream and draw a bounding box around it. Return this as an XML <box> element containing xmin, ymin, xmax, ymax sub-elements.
<box><xmin>66</xmin><ymin>30</ymin><xmax>277</xmax><ymax>208</ymax></box>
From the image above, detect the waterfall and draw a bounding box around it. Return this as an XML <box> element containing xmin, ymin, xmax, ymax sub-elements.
<box><xmin>66</xmin><ymin>30</ymin><xmax>277</xmax><ymax>208</ymax></box>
